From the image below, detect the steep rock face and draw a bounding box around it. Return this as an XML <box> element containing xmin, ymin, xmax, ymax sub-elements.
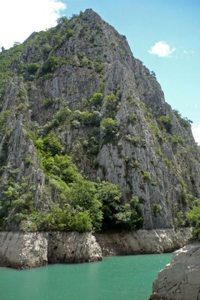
<box><xmin>0</xmin><ymin>9</ymin><xmax>200</xmax><ymax>231</ymax></box>
<box><xmin>150</xmin><ymin>242</ymin><xmax>200</xmax><ymax>300</ymax></box>
<box><xmin>0</xmin><ymin>232</ymin><xmax>48</xmax><ymax>269</ymax></box>
<box><xmin>48</xmin><ymin>232</ymin><xmax>102</xmax><ymax>263</ymax></box>
<box><xmin>0</xmin><ymin>231</ymin><xmax>102</xmax><ymax>269</ymax></box>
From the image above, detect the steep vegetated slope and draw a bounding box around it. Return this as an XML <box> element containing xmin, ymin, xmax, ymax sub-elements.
<box><xmin>0</xmin><ymin>9</ymin><xmax>200</xmax><ymax>232</ymax></box>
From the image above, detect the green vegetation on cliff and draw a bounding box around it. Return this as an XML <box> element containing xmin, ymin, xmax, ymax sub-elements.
<box><xmin>0</xmin><ymin>9</ymin><xmax>200</xmax><ymax>233</ymax></box>
<box><xmin>187</xmin><ymin>199</ymin><xmax>200</xmax><ymax>237</ymax></box>
<box><xmin>0</xmin><ymin>128</ymin><xmax>143</xmax><ymax>232</ymax></box>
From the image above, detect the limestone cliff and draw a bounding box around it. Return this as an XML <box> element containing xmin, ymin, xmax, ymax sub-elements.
<box><xmin>0</xmin><ymin>9</ymin><xmax>200</xmax><ymax>232</ymax></box>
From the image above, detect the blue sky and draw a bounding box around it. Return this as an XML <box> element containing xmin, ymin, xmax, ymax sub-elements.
<box><xmin>1</xmin><ymin>0</ymin><xmax>199</xmax><ymax>143</ymax></box>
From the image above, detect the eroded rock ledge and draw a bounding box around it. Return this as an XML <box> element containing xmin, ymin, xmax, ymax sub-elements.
<box><xmin>0</xmin><ymin>232</ymin><xmax>102</xmax><ymax>269</ymax></box>
<box><xmin>150</xmin><ymin>242</ymin><xmax>200</xmax><ymax>300</ymax></box>
<box><xmin>0</xmin><ymin>228</ymin><xmax>193</xmax><ymax>269</ymax></box>
<box><xmin>95</xmin><ymin>228</ymin><xmax>193</xmax><ymax>256</ymax></box>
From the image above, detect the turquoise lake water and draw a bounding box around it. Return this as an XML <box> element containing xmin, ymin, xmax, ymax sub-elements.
<box><xmin>0</xmin><ymin>253</ymin><xmax>172</xmax><ymax>300</ymax></box>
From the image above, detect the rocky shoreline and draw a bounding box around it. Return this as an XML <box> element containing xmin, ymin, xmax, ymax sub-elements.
<box><xmin>150</xmin><ymin>242</ymin><xmax>200</xmax><ymax>300</ymax></box>
<box><xmin>0</xmin><ymin>228</ymin><xmax>193</xmax><ymax>269</ymax></box>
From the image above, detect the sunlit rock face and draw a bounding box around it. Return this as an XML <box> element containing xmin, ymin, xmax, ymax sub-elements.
<box><xmin>150</xmin><ymin>243</ymin><xmax>200</xmax><ymax>300</ymax></box>
<box><xmin>0</xmin><ymin>232</ymin><xmax>102</xmax><ymax>269</ymax></box>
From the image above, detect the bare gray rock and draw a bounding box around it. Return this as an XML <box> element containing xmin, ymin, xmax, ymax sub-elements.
<box><xmin>0</xmin><ymin>229</ymin><xmax>193</xmax><ymax>269</ymax></box>
<box><xmin>48</xmin><ymin>232</ymin><xmax>102</xmax><ymax>263</ymax></box>
<box><xmin>95</xmin><ymin>228</ymin><xmax>193</xmax><ymax>256</ymax></box>
<box><xmin>0</xmin><ymin>231</ymin><xmax>102</xmax><ymax>269</ymax></box>
<box><xmin>150</xmin><ymin>243</ymin><xmax>200</xmax><ymax>300</ymax></box>
<box><xmin>0</xmin><ymin>232</ymin><xmax>48</xmax><ymax>269</ymax></box>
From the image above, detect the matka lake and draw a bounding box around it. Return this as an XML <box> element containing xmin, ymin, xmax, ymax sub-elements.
<box><xmin>0</xmin><ymin>253</ymin><xmax>172</xmax><ymax>300</ymax></box>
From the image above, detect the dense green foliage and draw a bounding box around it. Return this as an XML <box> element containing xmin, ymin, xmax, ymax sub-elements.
<box><xmin>3</xmin><ymin>130</ymin><xmax>143</xmax><ymax>232</ymax></box>
<box><xmin>187</xmin><ymin>199</ymin><xmax>200</xmax><ymax>237</ymax></box>
<box><xmin>0</xmin><ymin>110</ymin><xmax>11</xmax><ymax>138</ymax></box>
<box><xmin>0</xmin><ymin>172</ymin><xmax>35</xmax><ymax>228</ymax></box>
<box><xmin>0</xmin><ymin>44</ymin><xmax>25</xmax><ymax>98</ymax></box>
<box><xmin>100</xmin><ymin>117</ymin><xmax>118</xmax><ymax>143</ymax></box>
<box><xmin>42</xmin><ymin>56</ymin><xmax>67</xmax><ymax>74</ymax></box>
<box><xmin>158</xmin><ymin>115</ymin><xmax>173</xmax><ymax>134</ymax></box>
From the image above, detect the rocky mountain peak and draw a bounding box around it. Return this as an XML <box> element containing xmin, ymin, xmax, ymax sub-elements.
<box><xmin>83</xmin><ymin>8</ymin><xmax>103</xmax><ymax>21</ymax></box>
<box><xmin>0</xmin><ymin>10</ymin><xmax>199</xmax><ymax>232</ymax></box>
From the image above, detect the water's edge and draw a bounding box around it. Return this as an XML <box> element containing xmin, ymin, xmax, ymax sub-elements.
<box><xmin>150</xmin><ymin>241</ymin><xmax>200</xmax><ymax>300</ymax></box>
<box><xmin>0</xmin><ymin>228</ymin><xmax>193</xmax><ymax>269</ymax></box>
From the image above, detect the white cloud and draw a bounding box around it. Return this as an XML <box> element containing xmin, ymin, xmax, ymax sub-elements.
<box><xmin>149</xmin><ymin>41</ymin><xmax>175</xmax><ymax>57</ymax></box>
<box><xmin>192</xmin><ymin>125</ymin><xmax>200</xmax><ymax>145</ymax></box>
<box><xmin>0</xmin><ymin>0</ymin><xmax>67</xmax><ymax>49</ymax></box>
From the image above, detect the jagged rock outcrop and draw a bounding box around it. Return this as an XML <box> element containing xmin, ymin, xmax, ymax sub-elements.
<box><xmin>150</xmin><ymin>242</ymin><xmax>200</xmax><ymax>300</ymax></box>
<box><xmin>0</xmin><ymin>9</ymin><xmax>200</xmax><ymax>232</ymax></box>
